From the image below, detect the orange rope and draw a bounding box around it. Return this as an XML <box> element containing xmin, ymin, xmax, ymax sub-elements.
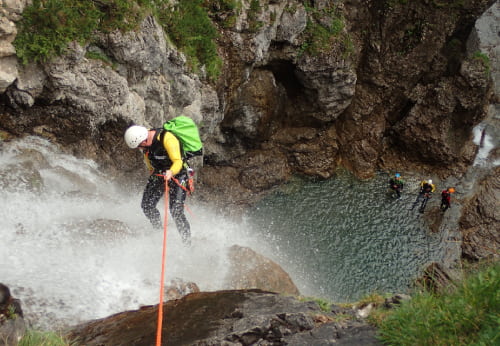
<box><xmin>156</xmin><ymin>175</ymin><xmax>169</xmax><ymax>346</ymax></box>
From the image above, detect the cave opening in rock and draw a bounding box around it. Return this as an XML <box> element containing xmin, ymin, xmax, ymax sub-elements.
<box><xmin>266</xmin><ymin>60</ymin><xmax>323</xmax><ymax>128</ymax></box>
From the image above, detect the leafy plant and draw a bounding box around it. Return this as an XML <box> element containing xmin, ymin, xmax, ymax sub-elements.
<box><xmin>14</xmin><ymin>0</ymin><xmax>223</xmax><ymax>81</ymax></box>
<box><xmin>85</xmin><ymin>50</ymin><xmax>115</xmax><ymax>68</ymax></box>
<box><xmin>247</xmin><ymin>0</ymin><xmax>263</xmax><ymax>32</ymax></box>
<box><xmin>155</xmin><ymin>0</ymin><xmax>222</xmax><ymax>81</ymax></box>
<box><xmin>14</xmin><ymin>0</ymin><xmax>102</xmax><ymax>64</ymax></box>
<box><xmin>299</xmin><ymin>296</ymin><xmax>332</xmax><ymax>312</ymax></box>
<box><xmin>472</xmin><ymin>51</ymin><xmax>491</xmax><ymax>75</ymax></box>
<box><xmin>6</xmin><ymin>305</ymin><xmax>18</xmax><ymax>319</ymax></box>
<box><xmin>204</xmin><ymin>0</ymin><xmax>241</xmax><ymax>29</ymax></box>
<box><xmin>377</xmin><ymin>262</ymin><xmax>500</xmax><ymax>345</ymax></box>
<box><xmin>298</xmin><ymin>3</ymin><xmax>349</xmax><ymax>57</ymax></box>
<box><xmin>18</xmin><ymin>330</ymin><xmax>74</xmax><ymax>346</ymax></box>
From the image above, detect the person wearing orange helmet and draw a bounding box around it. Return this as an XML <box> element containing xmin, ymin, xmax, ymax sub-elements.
<box><xmin>440</xmin><ymin>187</ymin><xmax>455</xmax><ymax>212</ymax></box>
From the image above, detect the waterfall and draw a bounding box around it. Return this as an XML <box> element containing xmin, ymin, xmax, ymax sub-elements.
<box><xmin>0</xmin><ymin>136</ymin><xmax>269</xmax><ymax>330</ymax></box>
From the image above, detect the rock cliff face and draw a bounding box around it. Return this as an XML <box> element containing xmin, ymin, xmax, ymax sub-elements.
<box><xmin>0</xmin><ymin>1</ymin><xmax>498</xmax><ymax>252</ymax></box>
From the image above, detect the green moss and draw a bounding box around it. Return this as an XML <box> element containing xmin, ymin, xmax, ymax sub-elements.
<box><xmin>85</xmin><ymin>50</ymin><xmax>116</xmax><ymax>69</ymax></box>
<box><xmin>205</xmin><ymin>0</ymin><xmax>241</xmax><ymax>29</ymax></box>
<box><xmin>299</xmin><ymin>3</ymin><xmax>351</xmax><ymax>57</ymax></box>
<box><xmin>14</xmin><ymin>0</ymin><xmax>102</xmax><ymax>64</ymax></box>
<box><xmin>158</xmin><ymin>0</ymin><xmax>222</xmax><ymax>81</ymax></box>
<box><xmin>472</xmin><ymin>51</ymin><xmax>491</xmax><ymax>75</ymax></box>
<box><xmin>14</xmin><ymin>0</ymin><xmax>223</xmax><ymax>81</ymax></box>
<box><xmin>299</xmin><ymin>296</ymin><xmax>333</xmax><ymax>312</ymax></box>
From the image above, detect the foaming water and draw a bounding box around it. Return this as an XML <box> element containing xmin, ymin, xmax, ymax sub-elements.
<box><xmin>0</xmin><ymin>137</ymin><xmax>266</xmax><ymax>330</ymax></box>
<box><xmin>472</xmin><ymin>124</ymin><xmax>496</xmax><ymax>166</ymax></box>
<box><xmin>246</xmin><ymin>173</ymin><xmax>447</xmax><ymax>302</ymax></box>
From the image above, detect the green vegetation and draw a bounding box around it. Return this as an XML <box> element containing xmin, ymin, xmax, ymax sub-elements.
<box><xmin>12</xmin><ymin>0</ymin><xmax>359</xmax><ymax>79</ymax></box>
<box><xmin>85</xmin><ymin>50</ymin><xmax>115</xmax><ymax>68</ymax></box>
<box><xmin>204</xmin><ymin>0</ymin><xmax>241</xmax><ymax>29</ymax></box>
<box><xmin>400</xmin><ymin>19</ymin><xmax>425</xmax><ymax>54</ymax></box>
<box><xmin>247</xmin><ymin>0</ymin><xmax>263</xmax><ymax>32</ymax></box>
<box><xmin>472</xmin><ymin>51</ymin><xmax>491</xmax><ymax>76</ymax></box>
<box><xmin>14</xmin><ymin>0</ymin><xmax>102</xmax><ymax>65</ymax></box>
<box><xmin>18</xmin><ymin>330</ymin><xmax>73</xmax><ymax>346</ymax></box>
<box><xmin>14</xmin><ymin>0</ymin><xmax>222</xmax><ymax>80</ymax></box>
<box><xmin>300</xmin><ymin>296</ymin><xmax>333</xmax><ymax>312</ymax></box>
<box><xmin>376</xmin><ymin>262</ymin><xmax>500</xmax><ymax>345</ymax></box>
<box><xmin>299</xmin><ymin>3</ymin><xmax>349</xmax><ymax>57</ymax></box>
<box><xmin>158</xmin><ymin>0</ymin><xmax>222</xmax><ymax>80</ymax></box>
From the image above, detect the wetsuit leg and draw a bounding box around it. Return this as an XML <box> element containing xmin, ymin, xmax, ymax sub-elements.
<box><xmin>141</xmin><ymin>175</ymin><xmax>165</xmax><ymax>229</ymax></box>
<box><xmin>395</xmin><ymin>188</ymin><xmax>401</xmax><ymax>198</ymax></box>
<box><xmin>411</xmin><ymin>193</ymin><xmax>423</xmax><ymax>210</ymax></box>
<box><xmin>168</xmin><ymin>179</ymin><xmax>191</xmax><ymax>244</ymax></box>
<box><xmin>440</xmin><ymin>200</ymin><xmax>450</xmax><ymax>212</ymax></box>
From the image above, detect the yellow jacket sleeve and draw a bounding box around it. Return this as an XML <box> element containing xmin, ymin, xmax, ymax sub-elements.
<box><xmin>162</xmin><ymin>131</ymin><xmax>183</xmax><ymax>175</ymax></box>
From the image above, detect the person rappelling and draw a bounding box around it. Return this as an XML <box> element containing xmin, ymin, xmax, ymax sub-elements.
<box><xmin>124</xmin><ymin>124</ymin><xmax>192</xmax><ymax>245</ymax></box>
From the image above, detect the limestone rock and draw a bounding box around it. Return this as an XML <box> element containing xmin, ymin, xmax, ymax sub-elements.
<box><xmin>225</xmin><ymin>245</ymin><xmax>300</xmax><ymax>296</ymax></box>
<box><xmin>164</xmin><ymin>278</ymin><xmax>200</xmax><ymax>301</ymax></box>
<box><xmin>459</xmin><ymin>167</ymin><xmax>500</xmax><ymax>260</ymax></box>
<box><xmin>0</xmin><ymin>56</ymin><xmax>17</xmax><ymax>93</ymax></box>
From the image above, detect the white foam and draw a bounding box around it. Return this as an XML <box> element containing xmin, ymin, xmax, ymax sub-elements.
<box><xmin>472</xmin><ymin>124</ymin><xmax>495</xmax><ymax>166</ymax></box>
<box><xmin>0</xmin><ymin>137</ymin><xmax>271</xmax><ymax>329</ymax></box>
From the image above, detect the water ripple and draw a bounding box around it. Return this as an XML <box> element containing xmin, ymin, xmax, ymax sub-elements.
<box><xmin>246</xmin><ymin>171</ymin><xmax>445</xmax><ymax>302</ymax></box>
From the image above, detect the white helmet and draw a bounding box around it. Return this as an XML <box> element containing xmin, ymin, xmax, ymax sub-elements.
<box><xmin>124</xmin><ymin>125</ymin><xmax>148</xmax><ymax>148</ymax></box>
<box><xmin>428</xmin><ymin>179</ymin><xmax>432</xmax><ymax>185</ymax></box>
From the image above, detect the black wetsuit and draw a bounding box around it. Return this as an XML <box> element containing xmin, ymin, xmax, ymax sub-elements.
<box><xmin>389</xmin><ymin>178</ymin><xmax>404</xmax><ymax>198</ymax></box>
<box><xmin>141</xmin><ymin>130</ymin><xmax>190</xmax><ymax>244</ymax></box>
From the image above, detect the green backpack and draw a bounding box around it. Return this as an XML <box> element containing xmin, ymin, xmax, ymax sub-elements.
<box><xmin>163</xmin><ymin>115</ymin><xmax>203</xmax><ymax>159</ymax></box>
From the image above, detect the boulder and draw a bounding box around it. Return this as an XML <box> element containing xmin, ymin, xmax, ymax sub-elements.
<box><xmin>225</xmin><ymin>245</ymin><xmax>300</xmax><ymax>296</ymax></box>
<box><xmin>0</xmin><ymin>283</ymin><xmax>26</xmax><ymax>346</ymax></box>
<box><xmin>66</xmin><ymin>290</ymin><xmax>381</xmax><ymax>346</ymax></box>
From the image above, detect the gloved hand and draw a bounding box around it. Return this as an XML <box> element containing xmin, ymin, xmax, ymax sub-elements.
<box><xmin>164</xmin><ymin>170</ymin><xmax>173</xmax><ymax>181</ymax></box>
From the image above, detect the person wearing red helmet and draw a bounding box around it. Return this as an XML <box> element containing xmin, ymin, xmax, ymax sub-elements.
<box><xmin>440</xmin><ymin>187</ymin><xmax>455</xmax><ymax>212</ymax></box>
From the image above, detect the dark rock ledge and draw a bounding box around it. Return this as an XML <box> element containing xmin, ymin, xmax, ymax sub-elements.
<box><xmin>66</xmin><ymin>289</ymin><xmax>382</xmax><ymax>346</ymax></box>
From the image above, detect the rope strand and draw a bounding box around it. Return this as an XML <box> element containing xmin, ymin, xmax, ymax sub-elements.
<box><xmin>156</xmin><ymin>175</ymin><xmax>169</xmax><ymax>346</ymax></box>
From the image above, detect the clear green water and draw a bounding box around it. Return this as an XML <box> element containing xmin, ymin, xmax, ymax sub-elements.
<box><xmin>246</xmin><ymin>170</ymin><xmax>445</xmax><ymax>302</ymax></box>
